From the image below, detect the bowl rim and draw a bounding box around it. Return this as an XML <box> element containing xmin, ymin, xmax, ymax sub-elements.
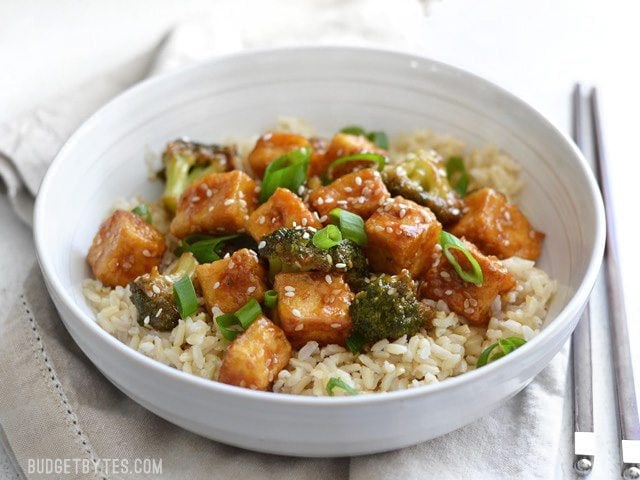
<box><xmin>34</xmin><ymin>45</ymin><xmax>606</xmax><ymax>406</ymax></box>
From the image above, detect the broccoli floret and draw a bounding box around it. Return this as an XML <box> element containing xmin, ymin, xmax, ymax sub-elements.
<box><xmin>161</xmin><ymin>139</ymin><xmax>236</xmax><ymax>213</ymax></box>
<box><xmin>350</xmin><ymin>270</ymin><xmax>432</xmax><ymax>343</ymax></box>
<box><xmin>129</xmin><ymin>253</ymin><xmax>198</xmax><ymax>331</ymax></box>
<box><xmin>382</xmin><ymin>151</ymin><xmax>463</xmax><ymax>225</ymax></box>
<box><xmin>258</xmin><ymin>228</ymin><xmax>369</xmax><ymax>287</ymax></box>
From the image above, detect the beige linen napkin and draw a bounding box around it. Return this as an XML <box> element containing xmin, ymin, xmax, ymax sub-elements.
<box><xmin>0</xmin><ymin>4</ymin><xmax>572</xmax><ymax>479</ymax></box>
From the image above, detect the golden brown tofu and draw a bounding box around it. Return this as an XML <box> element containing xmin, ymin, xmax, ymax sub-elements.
<box><xmin>365</xmin><ymin>197</ymin><xmax>442</xmax><ymax>276</ymax></box>
<box><xmin>87</xmin><ymin>210</ymin><xmax>165</xmax><ymax>287</ymax></box>
<box><xmin>419</xmin><ymin>240</ymin><xmax>516</xmax><ymax>325</ymax></box>
<box><xmin>308</xmin><ymin>168</ymin><xmax>390</xmax><ymax>220</ymax></box>
<box><xmin>196</xmin><ymin>248</ymin><xmax>268</xmax><ymax>314</ymax></box>
<box><xmin>307</xmin><ymin>137</ymin><xmax>329</xmax><ymax>178</ymax></box>
<box><xmin>451</xmin><ymin>188</ymin><xmax>544</xmax><ymax>260</ymax></box>
<box><xmin>274</xmin><ymin>272</ymin><xmax>354</xmax><ymax>348</ymax></box>
<box><xmin>319</xmin><ymin>133</ymin><xmax>388</xmax><ymax>180</ymax></box>
<box><xmin>170</xmin><ymin>171</ymin><xmax>257</xmax><ymax>238</ymax></box>
<box><xmin>218</xmin><ymin>316</ymin><xmax>292</xmax><ymax>390</ymax></box>
<box><xmin>245</xmin><ymin>188</ymin><xmax>322</xmax><ymax>241</ymax></box>
<box><xmin>247</xmin><ymin>132</ymin><xmax>311</xmax><ymax>179</ymax></box>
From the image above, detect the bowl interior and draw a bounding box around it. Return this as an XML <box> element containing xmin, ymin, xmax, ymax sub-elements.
<box><xmin>36</xmin><ymin>47</ymin><xmax>602</xmax><ymax>380</ymax></box>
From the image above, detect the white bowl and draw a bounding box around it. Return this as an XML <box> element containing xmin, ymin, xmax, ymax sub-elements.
<box><xmin>34</xmin><ymin>47</ymin><xmax>605</xmax><ymax>457</ymax></box>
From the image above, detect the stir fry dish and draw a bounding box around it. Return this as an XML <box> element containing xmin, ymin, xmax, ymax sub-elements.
<box><xmin>84</xmin><ymin>121</ymin><xmax>556</xmax><ymax>395</ymax></box>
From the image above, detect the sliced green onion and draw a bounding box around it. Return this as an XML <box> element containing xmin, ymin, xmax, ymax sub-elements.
<box><xmin>173</xmin><ymin>276</ymin><xmax>198</xmax><ymax>318</ymax></box>
<box><xmin>439</xmin><ymin>231</ymin><xmax>484</xmax><ymax>285</ymax></box>
<box><xmin>216</xmin><ymin>314</ymin><xmax>244</xmax><ymax>341</ymax></box>
<box><xmin>235</xmin><ymin>298</ymin><xmax>262</xmax><ymax>329</ymax></box>
<box><xmin>264</xmin><ymin>290</ymin><xmax>278</xmax><ymax>308</ymax></box>
<box><xmin>446</xmin><ymin>156</ymin><xmax>469</xmax><ymax>196</ymax></box>
<box><xmin>346</xmin><ymin>333</ymin><xmax>365</xmax><ymax>354</ymax></box>
<box><xmin>329</xmin><ymin>208</ymin><xmax>367</xmax><ymax>246</ymax></box>
<box><xmin>260</xmin><ymin>148</ymin><xmax>310</xmax><ymax>202</ymax></box>
<box><xmin>340</xmin><ymin>126</ymin><xmax>367</xmax><ymax>136</ymax></box>
<box><xmin>326</xmin><ymin>377</ymin><xmax>359</xmax><ymax>396</ymax></box>
<box><xmin>324</xmin><ymin>153</ymin><xmax>386</xmax><ymax>183</ymax></box>
<box><xmin>131</xmin><ymin>204</ymin><xmax>152</xmax><ymax>224</ymax></box>
<box><xmin>312</xmin><ymin>225</ymin><xmax>343</xmax><ymax>249</ymax></box>
<box><xmin>476</xmin><ymin>337</ymin><xmax>527</xmax><ymax>367</ymax></box>
<box><xmin>339</xmin><ymin>126</ymin><xmax>389</xmax><ymax>150</ymax></box>
<box><xmin>215</xmin><ymin>299</ymin><xmax>264</xmax><ymax>341</ymax></box>
<box><xmin>174</xmin><ymin>234</ymin><xmax>240</xmax><ymax>263</ymax></box>
<box><xmin>366</xmin><ymin>131</ymin><xmax>389</xmax><ymax>150</ymax></box>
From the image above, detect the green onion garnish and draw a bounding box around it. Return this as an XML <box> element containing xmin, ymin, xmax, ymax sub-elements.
<box><xmin>174</xmin><ymin>234</ymin><xmax>240</xmax><ymax>263</ymax></box>
<box><xmin>346</xmin><ymin>333</ymin><xmax>365</xmax><ymax>354</ymax></box>
<box><xmin>329</xmin><ymin>208</ymin><xmax>367</xmax><ymax>246</ymax></box>
<box><xmin>438</xmin><ymin>231</ymin><xmax>484</xmax><ymax>285</ymax></box>
<box><xmin>326</xmin><ymin>377</ymin><xmax>359</xmax><ymax>396</ymax></box>
<box><xmin>173</xmin><ymin>276</ymin><xmax>199</xmax><ymax>318</ymax></box>
<box><xmin>131</xmin><ymin>204</ymin><xmax>152</xmax><ymax>224</ymax></box>
<box><xmin>264</xmin><ymin>290</ymin><xmax>278</xmax><ymax>308</ymax></box>
<box><xmin>215</xmin><ymin>299</ymin><xmax>263</xmax><ymax>341</ymax></box>
<box><xmin>312</xmin><ymin>225</ymin><xmax>343</xmax><ymax>249</ymax></box>
<box><xmin>323</xmin><ymin>153</ymin><xmax>386</xmax><ymax>183</ymax></box>
<box><xmin>365</xmin><ymin>131</ymin><xmax>389</xmax><ymax>149</ymax></box>
<box><xmin>445</xmin><ymin>156</ymin><xmax>469</xmax><ymax>196</ymax></box>
<box><xmin>476</xmin><ymin>337</ymin><xmax>527</xmax><ymax>368</ymax></box>
<box><xmin>260</xmin><ymin>148</ymin><xmax>310</xmax><ymax>202</ymax></box>
<box><xmin>339</xmin><ymin>126</ymin><xmax>389</xmax><ymax>149</ymax></box>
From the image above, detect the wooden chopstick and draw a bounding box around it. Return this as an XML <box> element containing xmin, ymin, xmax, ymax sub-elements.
<box><xmin>589</xmin><ymin>88</ymin><xmax>640</xmax><ymax>479</ymax></box>
<box><xmin>571</xmin><ymin>83</ymin><xmax>596</xmax><ymax>476</ymax></box>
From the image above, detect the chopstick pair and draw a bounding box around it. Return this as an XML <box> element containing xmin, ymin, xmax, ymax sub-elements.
<box><xmin>571</xmin><ymin>84</ymin><xmax>640</xmax><ymax>478</ymax></box>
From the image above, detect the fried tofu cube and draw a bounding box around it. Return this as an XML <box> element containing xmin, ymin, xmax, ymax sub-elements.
<box><xmin>365</xmin><ymin>197</ymin><xmax>442</xmax><ymax>276</ymax></box>
<box><xmin>274</xmin><ymin>272</ymin><xmax>354</xmax><ymax>348</ymax></box>
<box><xmin>196</xmin><ymin>248</ymin><xmax>268</xmax><ymax>314</ymax></box>
<box><xmin>245</xmin><ymin>188</ymin><xmax>322</xmax><ymax>241</ymax></box>
<box><xmin>218</xmin><ymin>316</ymin><xmax>292</xmax><ymax>390</ymax></box>
<box><xmin>419</xmin><ymin>240</ymin><xmax>516</xmax><ymax>325</ymax></box>
<box><xmin>451</xmin><ymin>188</ymin><xmax>544</xmax><ymax>260</ymax></box>
<box><xmin>318</xmin><ymin>133</ymin><xmax>388</xmax><ymax>180</ymax></box>
<box><xmin>307</xmin><ymin>136</ymin><xmax>329</xmax><ymax>178</ymax></box>
<box><xmin>170</xmin><ymin>171</ymin><xmax>257</xmax><ymax>238</ymax></box>
<box><xmin>308</xmin><ymin>168</ymin><xmax>390</xmax><ymax>220</ymax></box>
<box><xmin>87</xmin><ymin>210</ymin><xmax>165</xmax><ymax>287</ymax></box>
<box><xmin>247</xmin><ymin>132</ymin><xmax>311</xmax><ymax>179</ymax></box>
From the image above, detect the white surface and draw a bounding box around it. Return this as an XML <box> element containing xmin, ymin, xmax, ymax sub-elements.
<box><xmin>34</xmin><ymin>47</ymin><xmax>604</xmax><ymax>457</ymax></box>
<box><xmin>1</xmin><ymin>0</ymin><xmax>638</xmax><ymax>477</ymax></box>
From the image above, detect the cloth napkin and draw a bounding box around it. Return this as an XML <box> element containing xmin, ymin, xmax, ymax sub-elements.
<box><xmin>0</xmin><ymin>3</ymin><xmax>573</xmax><ymax>479</ymax></box>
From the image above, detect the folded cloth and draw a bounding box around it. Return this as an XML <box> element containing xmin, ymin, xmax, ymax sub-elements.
<box><xmin>0</xmin><ymin>3</ymin><xmax>571</xmax><ymax>479</ymax></box>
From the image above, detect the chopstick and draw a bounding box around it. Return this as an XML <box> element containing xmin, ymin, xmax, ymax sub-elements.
<box><xmin>590</xmin><ymin>88</ymin><xmax>640</xmax><ymax>479</ymax></box>
<box><xmin>571</xmin><ymin>84</ymin><xmax>596</xmax><ymax>476</ymax></box>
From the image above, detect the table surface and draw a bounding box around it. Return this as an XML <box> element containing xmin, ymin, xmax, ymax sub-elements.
<box><xmin>1</xmin><ymin>0</ymin><xmax>638</xmax><ymax>478</ymax></box>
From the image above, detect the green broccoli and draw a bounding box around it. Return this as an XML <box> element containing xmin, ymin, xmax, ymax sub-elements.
<box><xmin>382</xmin><ymin>151</ymin><xmax>463</xmax><ymax>225</ymax></box>
<box><xmin>129</xmin><ymin>253</ymin><xmax>198</xmax><ymax>331</ymax></box>
<box><xmin>349</xmin><ymin>270</ymin><xmax>432</xmax><ymax>343</ymax></box>
<box><xmin>258</xmin><ymin>227</ymin><xmax>369</xmax><ymax>288</ymax></box>
<box><xmin>161</xmin><ymin>139</ymin><xmax>236</xmax><ymax>213</ymax></box>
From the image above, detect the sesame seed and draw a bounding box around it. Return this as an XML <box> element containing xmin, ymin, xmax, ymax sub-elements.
<box><xmin>292</xmin><ymin>221</ymin><xmax>297</xmax><ymax>227</ymax></box>
<box><xmin>374</xmin><ymin>225</ymin><xmax>385</xmax><ymax>232</ymax></box>
<box><xmin>206</xmin><ymin>189</ymin><xmax>213</xmax><ymax>198</ymax></box>
<box><xmin>325</xmin><ymin>196</ymin><xmax>334</xmax><ymax>203</ymax></box>
<box><xmin>292</xmin><ymin>309</ymin><xmax>302</xmax><ymax>318</ymax></box>
<box><xmin>142</xmin><ymin>249</ymin><xmax>151</xmax><ymax>257</ymax></box>
<box><xmin>223</xmin><ymin>253</ymin><xmax>230</xmax><ymax>259</ymax></box>
<box><xmin>285</xmin><ymin>291</ymin><xmax>295</xmax><ymax>297</ymax></box>
<box><xmin>386</xmin><ymin>227</ymin><xmax>393</xmax><ymax>233</ymax></box>
<box><xmin>302</xmin><ymin>232</ymin><xmax>310</xmax><ymax>239</ymax></box>
<box><xmin>331</xmin><ymin>323</ymin><xmax>342</xmax><ymax>329</ymax></box>
<box><xmin>362</xmin><ymin>186</ymin><xmax>372</xmax><ymax>196</ymax></box>
<box><xmin>317</xmin><ymin>197</ymin><xmax>324</xmax><ymax>205</ymax></box>
<box><xmin>358</xmin><ymin>196</ymin><xmax>366</xmax><ymax>204</ymax></box>
<box><xmin>399</xmin><ymin>209</ymin><xmax>406</xmax><ymax>219</ymax></box>
<box><xmin>387</xmin><ymin>287</ymin><xmax>397</xmax><ymax>295</ymax></box>
<box><xmin>319</xmin><ymin>215</ymin><xmax>328</xmax><ymax>223</ymax></box>
<box><xmin>465</xmin><ymin>308</ymin><xmax>475</xmax><ymax>314</ymax></box>
<box><xmin>284</xmin><ymin>286</ymin><xmax>296</xmax><ymax>292</ymax></box>
<box><xmin>440</xmin><ymin>271</ymin><xmax>451</xmax><ymax>279</ymax></box>
<box><xmin>213</xmin><ymin>282</ymin><xmax>220</xmax><ymax>289</ymax></box>
<box><xmin>298</xmin><ymin>185</ymin><xmax>305</xmax><ymax>195</ymax></box>
<box><xmin>355</xmin><ymin>176</ymin><xmax>362</xmax><ymax>186</ymax></box>
<box><xmin>263</xmin><ymin>133</ymin><xmax>273</xmax><ymax>140</ymax></box>
<box><xmin>344</xmin><ymin>186</ymin><xmax>353</xmax><ymax>193</ymax></box>
<box><xmin>301</xmin><ymin>218</ymin><xmax>308</xmax><ymax>226</ymax></box>
<box><xmin>238</xmin><ymin>191</ymin><xmax>245</xmax><ymax>198</ymax></box>
<box><xmin>294</xmin><ymin>324</ymin><xmax>304</xmax><ymax>331</ymax></box>
<box><xmin>335</xmin><ymin>262</ymin><xmax>347</xmax><ymax>269</ymax></box>
<box><xmin>258</xmin><ymin>216</ymin><xmax>266</xmax><ymax>225</ymax></box>
<box><xmin>191</xmin><ymin>195</ymin><xmax>200</xmax><ymax>202</ymax></box>
<box><xmin>445</xmin><ymin>289</ymin><xmax>453</xmax><ymax>296</ymax></box>
<box><xmin>258</xmin><ymin>240</ymin><xmax>266</xmax><ymax>249</ymax></box>
<box><xmin>271</xmin><ymin>217</ymin><xmax>277</xmax><ymax>224</ymax></box>
<box><xmin>156</xmin><ymin>308</ymin><xmax>163</xmax><ymax>317</ymax></box>
<box><xmin>223</xmin><ymin>199</ymin><xmax>234</xmax><ymax>206</ymax></box>
<box><xmin>143</xmin><ymin>316</ymin><xmax>150</xmax><ymax>325</ymax></box>
<box><xmin>208</xmin><ymin>206</ymin><xmax>214</xmax><ymax>212</ymax></box>
<box><xmin>247</xmin><ymin>286</ymin><xmax>256</xmax><ymax>294</ymax></box>
<box><xmin>228</xmin><ymin>261</ymin><xmax>235</xmax><ymax>269</ymax></box>
<box><xmin>254</xmin><ymin>186</ymin><xmax>261</xmax><ymax>193</ymax></box>
<box><xmin>238</xmin><ymin>199</ymin><xmax>247</xmax><ymax>207</ymax></box>
<box><xmin>152</xmin><ymin>285</ymin><xmax>161</xmax><ymax>294</ymax></box>
<box><xmin>325</xmin><ymin>275</ymin><xmax>333</xmax><ymax>284</ymax></box>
